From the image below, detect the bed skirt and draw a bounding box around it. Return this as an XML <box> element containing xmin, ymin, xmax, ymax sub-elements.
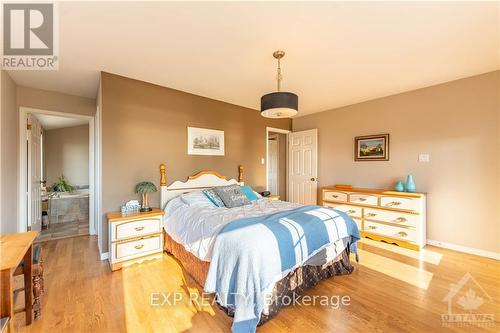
<box><xmin>163</xmin><ymin>231</ymin><xmax>354</xmax><ymax>325</ymax></box>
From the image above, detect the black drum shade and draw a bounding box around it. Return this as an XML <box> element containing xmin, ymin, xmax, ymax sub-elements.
<box><xmin>260</xmin><ymin>92</ymin><xmax>298</xmax><ymax>118</ymax></box>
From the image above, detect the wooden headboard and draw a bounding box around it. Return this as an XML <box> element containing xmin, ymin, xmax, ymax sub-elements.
<box><xmin>159</xmin><ymin>164</ymin><xmax>244</xmax><ymax>210</ymax></box>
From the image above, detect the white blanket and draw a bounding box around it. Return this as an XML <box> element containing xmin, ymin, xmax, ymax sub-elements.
<box><xmin>163</xmin><ymin>197</ymin><xmax>302</xmax><ymax>261</ymax></box>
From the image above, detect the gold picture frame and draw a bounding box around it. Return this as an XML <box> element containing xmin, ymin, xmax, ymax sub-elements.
<box><xmin>354</xmin><ymin>134</ymin><xmax>389</xmax><ymax>161</ymax></box>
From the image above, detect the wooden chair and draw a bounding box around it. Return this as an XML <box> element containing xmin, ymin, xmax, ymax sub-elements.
<box><xmin>13</xmin><ymin>244</ymin><xmax>44</xmax><ymax>321</ymax></box>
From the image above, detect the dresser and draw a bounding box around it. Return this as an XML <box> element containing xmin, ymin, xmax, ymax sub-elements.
<box><xmin>321</xmin><ymin>186</ymin><xmax>426</xmax><ymax>250</ymax></box>
<box><xmin>107</xmin><ymin>209</ymin><xmax>164</xmax><ymax>271</ymax></box>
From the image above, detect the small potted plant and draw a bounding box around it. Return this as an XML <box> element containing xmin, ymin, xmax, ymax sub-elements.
<box><xmin>51</xmin><ymin>175</ymin><xmax>74</xmax><ymax>192</ymax></box>
<box><xmin>135</xmin><ymin>181</ymin><xmax>158</xmax><ymax>212</ymax></box>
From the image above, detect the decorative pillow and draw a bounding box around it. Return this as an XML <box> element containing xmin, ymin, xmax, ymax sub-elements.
<box><xmin>240</xmin><ymin>185</ymin><xmax>259</xmax><ymax>201</ymax></box>
<box><xmin>202</xmin><ymin>188</ymin><xmax>225</xmax><ymax>207</ymax></box>
<box><xmin>214</xmin><ymin>185</ymin><xmax>251</xmax><ymax>208</ymax></box>
<box><xmin>180</xmin><ymin>191</ymin><xmax>215</xmax><ymax>207</ymax></box>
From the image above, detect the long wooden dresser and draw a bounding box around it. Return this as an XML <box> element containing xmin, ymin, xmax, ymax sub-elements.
<box><xmin>320</xmin><ymin>186</ymin><xmax>426</xmax><ymax>250</ymax></box>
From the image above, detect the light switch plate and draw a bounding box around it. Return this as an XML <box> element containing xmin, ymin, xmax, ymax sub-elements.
<box><xmin>419</xmin><ymin>154</ymin><xmax>430</xmax><ymax>162</ymax></box>
<box><xmin>261</xmin><ymin>158</ymin><xmax>265</xmax><ymax>165</ymax></box>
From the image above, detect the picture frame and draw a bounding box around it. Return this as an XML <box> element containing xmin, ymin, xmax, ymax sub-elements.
<box><xmin>354</xmin><ymin>134</ymin><xmax>389</xmax><ymax>161</ymax></box>
<box><xmin>187</xmin><ymin>127</ymin><xmax>225</xmax><ymax>156</ymax></box>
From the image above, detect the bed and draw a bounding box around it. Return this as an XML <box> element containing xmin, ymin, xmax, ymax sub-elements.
<box><xmin>159</xmin><ymin>164</ymin><xmax>359</xmax><ymax>332</ymax></box>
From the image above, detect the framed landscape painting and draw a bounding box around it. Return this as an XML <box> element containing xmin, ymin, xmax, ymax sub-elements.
<box><xmin>187</xmin><ymin>127</ymin><xmax>225</xmax><ymax>156</ymax></box>
<box><xmin>354</xmin><ymin>134</ymin><xmax>389</xmax><ymax>161</ymax></box>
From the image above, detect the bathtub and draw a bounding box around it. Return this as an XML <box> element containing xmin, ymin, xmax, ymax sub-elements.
<box><xmin>47</xmin><ymin>189</ymin><xmax>89</xmax><ymax>224</ymax></box>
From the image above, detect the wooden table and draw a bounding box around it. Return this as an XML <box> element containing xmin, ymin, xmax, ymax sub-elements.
<box><xmin>0</xmin><ymin>231</ymin><xmax>38</xmax><ymax>333</ymax></box>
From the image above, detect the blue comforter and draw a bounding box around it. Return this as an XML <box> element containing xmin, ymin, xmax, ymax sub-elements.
<box><xmin>204</xmin><ymin>205</ymin><xmax>360</xmax><ymax>333</ymax></box>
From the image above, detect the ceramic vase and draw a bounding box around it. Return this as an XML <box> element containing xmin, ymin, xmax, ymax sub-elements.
<box><xmin>405</xmin><ymin>175</ymin><xmax>416</xmax><ymax>193</ymax></box>
<box><xmin>394</xmin><ymin>181</ymin><xmax>405</xmax><ymax>192</ymax></box>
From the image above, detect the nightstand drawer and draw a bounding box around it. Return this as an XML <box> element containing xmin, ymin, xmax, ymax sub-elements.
<box><xmin>113</xmin><ymin>217</ymin><xmax>162</xmax><ymax>241</ymax></box>
<box><xmin>323</xmin><ymin>191</ymin><xmax>348</xmax><ymax>202</ymax></box>
<box><xmin>114</xmin><ymin>235</ymin><xmax>162</xmax><ymax>261</ymax></box>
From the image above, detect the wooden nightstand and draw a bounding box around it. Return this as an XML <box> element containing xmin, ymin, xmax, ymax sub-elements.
<box><xmin>267</xmin><ymin>195</ymin><xmax>280</xmax><ymax>201</ymax></box>
<box><xmin>107</xmin><ymin>208</ymin><xmax>164</xmax><ymax>271</ymax></box>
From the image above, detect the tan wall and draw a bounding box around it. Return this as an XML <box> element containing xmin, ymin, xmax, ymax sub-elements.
<box><xmin>293</xmin><ymin>71</ymin><xmax>500</xmax><ymax>254</ymax></box>
<box><xmin>101</xmin><ymin>72</ymin><xmax>291</xmax><ymax>251</ymax></box>
<box><xmin>44</xmin><ymin>125</ymin><xmax>89</xmax><ymax>187</ymax></box>
<box><xmin>1</xmin><ymin>71</ymin><xmax>18</xmax><ymax>234</ymax></box>
<box><xmin>17</xmin><ymin>86</ymin><xmax>96</xmax><ymax>116</ymax></box>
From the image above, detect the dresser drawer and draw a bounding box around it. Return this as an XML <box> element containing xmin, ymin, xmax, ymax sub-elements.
<box><xmin>379</xmin><ymin>196</ymin><xmax>421</xmax><ymax>212</ymax></box>
<box><xmin>324</xmin><ymin>203</ymin><xmax>362</xmax><ymax>218</ymax></box>
<box><xmin>323</xmin><ymin>191</ymin><xmax>348</xmax><ymax>202</ymax></box>
<box><xmin>364</xmin><ymin>208</ymin><xmax>418</xmax><ymax>228</ymax></box>
<box><xmin>114</xmin><ymin>235</ymin><xmax>162</xmax><ymax>261</ymax></box>
<box><xmin>364</xmin><ymin>221</ymin><xmax>417</xmax><ymax>242</ymax></box>
<box><xmin>348</xmin><ymin>193</ymin><xmax>378</xmax><ymax>206</ymax></box>
<box><xmin>113</xmin><ymin>217</ymin><xmax>162</xmax><ymax>241</ymax></box>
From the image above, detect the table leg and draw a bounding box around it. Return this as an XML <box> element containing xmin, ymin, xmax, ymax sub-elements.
<box><xmin>23</xmin><ymin>245</ymin><xmax>33</xmax><ymax>325</ymax></box>
<box><xmin>1</xmin><ymin>269</ymin><xmax>14</xmax><ymax>333</ymax></box>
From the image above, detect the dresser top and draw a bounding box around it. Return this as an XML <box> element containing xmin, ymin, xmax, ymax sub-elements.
<box><xmin>322</xmin><ymin>185</ymin><xmax>426</xmax><ymax>198</ymax></box>
<box><xmin>107</xmin><ymin>208</ymin><xmax>164</xmax><ymax>223</ymax></box>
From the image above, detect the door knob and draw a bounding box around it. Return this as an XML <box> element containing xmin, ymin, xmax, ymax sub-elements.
<box><xmin>310</xmin><ymin>178</ymin><xmax>316</xmax><ymax>181</ymax></box>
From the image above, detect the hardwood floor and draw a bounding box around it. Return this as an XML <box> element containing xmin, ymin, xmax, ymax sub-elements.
<box><xmin>15</xmin><ymin>236</ymin><xmax>499</xmax><ymax>333</ymax></box>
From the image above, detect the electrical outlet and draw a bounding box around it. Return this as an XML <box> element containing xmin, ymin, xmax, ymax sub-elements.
<box><xmin>418</xmin><ymin>154</ymin><xmax>430</xmax><ymax>162</ymax></box>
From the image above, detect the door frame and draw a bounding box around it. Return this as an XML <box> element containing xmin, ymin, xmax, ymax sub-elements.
<box><xmin>266</xmin><ymin>127</ymin><xmax>291</xmax><ymax>196</ymax></box>
<box><xmin>18</xmin><ymin>107</ymin><xmax>99</xmax><ymax>238</ymax></box>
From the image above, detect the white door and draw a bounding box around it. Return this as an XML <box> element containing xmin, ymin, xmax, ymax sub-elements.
<box><xmin>27</xmin><ymin>114</ymin><xmax>42</xmax><ymax>232</ymax></box>
<box><xmin>288</xmin><ymin>129</ymin><xmax>318</xmax><ymax>204</ymax></box>
<box><xmin>267</xmin><ymin>137</ymin><xmax>279</xmax><ymax>195</ymax></box>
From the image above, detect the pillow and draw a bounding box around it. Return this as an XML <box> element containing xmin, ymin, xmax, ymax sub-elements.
<box><xmin>202</xmin><ymin>188</ymin><xmax>225</xmax><ymax>207</ymax></box>
<box><xmin>214</xmin><ymin>184</ymin><xmax>251</xmax><ymax>208</ymax></box>
<box><xmin>180</xmin><ymin>191</ymin><xmax>215</xmax><ymax>207</ymax></box>
<box><xmin>240</xmin><ymin>185</ymin><xmax>259</xmax><ymax>201</ymax></box>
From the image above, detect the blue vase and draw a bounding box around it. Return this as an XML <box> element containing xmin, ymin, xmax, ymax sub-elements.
<box><xmin>405</xmin><ymin>175</ymin><xmax>416</xmax><ymax>193</ymax></box>
<box><xmin>394</xmin><ymin>181</ymin><xmax>405</xmax><ymax>192</ymax></box>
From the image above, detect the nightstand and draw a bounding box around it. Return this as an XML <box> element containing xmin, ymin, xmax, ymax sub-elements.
<box><xmin>267</xmin><ymin>195</ymin><xmax>280</xmax><ymax>201</ymax></box>
<box><xmin>107</xmin><ymin>208</ymin><xmax>164</xmax><ymax>271</ymax></box>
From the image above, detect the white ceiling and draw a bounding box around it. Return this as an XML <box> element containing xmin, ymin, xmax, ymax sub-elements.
<box><xmin>34</xmin><ymin>113</ymin><xmax>88</xmax><ymax>130</ymax></box>
<box><xmin>8</xmin><ymin>2</ymin><xmax>499</xmax><ymax>116</ymax></box>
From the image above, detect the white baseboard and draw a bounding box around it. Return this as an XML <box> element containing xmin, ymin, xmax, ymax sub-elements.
<box><xmin>427</xmin><ymin>239</ymin><xmax>499</xmax><ymax>260</ymax></box>
<box><xmin>100</xmin><ymin>252</ymin><xmax>109</xmax><ymax>260</ymax></box>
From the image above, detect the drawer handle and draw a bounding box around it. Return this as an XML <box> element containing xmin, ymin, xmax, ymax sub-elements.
<box><xmin>358</xmin><ymin>198</ymin><xmax>367</xmax><ymax>202</ymax></box>
<box><xmin>331</xmin><ymin>194</ymin><xmax>339</xmax><ymax>198</ymax></box>
<box><xmin>347</xmin><ymin>210</ymin><xmax>356</xmax><ymax>214</ymax></box>
<box><xmin>387</xmin><ymin>201</ymin><xmax>401</xmax><ymax>207</ymax></box>
<box><xmin>395</xmin><ymin>217</ymin><xmax>407</xmax><ymax>223</ymax></box>
<box><xmin>367</xmin><ymin>225</ymin><xmax>377</xmax><ymax>230</ymax></box>
<box><xmin>134</xmin><ymin>244</ymin><xmax>144</xmax><ymax>250</ymax></box>
<box><xmin>366</xmin><ymin>213</ymin><xmax>377</xmax><ymax>217</ymax></box>
<box><xmin>395</xmin><ymin>231</ymin><xmax>408</xmax><ymax>238</ymax></box>
<box><xmin>134</xmin><ymin>226</ymin><xmax>145</xmax><ymax>231</ymax></box>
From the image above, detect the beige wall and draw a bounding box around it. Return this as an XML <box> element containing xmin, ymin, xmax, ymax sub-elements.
<box><xmin>101</xmin><ymin>72</ymin><xmax>291</xmax><ymax>251</ymax></box>
<box><xmin>1</xmin><ymin>71</ymin><xmax>18</xmax><ymax>234</ymax></box>
<box><xmin>44</xmin><ymin>124</ymin><xmax>89</xmax><ymax>187</ymax></box>
<box><xmin>293</xmin><ymin>71</ymin><xmax>500</xmax><ymax>254</ymax></box>
<box><xmin>17</xmin><ymin>86</ymin><xmax>96</xmax><ymax>116</ymax></box>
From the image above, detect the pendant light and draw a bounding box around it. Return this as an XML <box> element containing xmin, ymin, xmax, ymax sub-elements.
<box><xmin>260</xmin><ymin>50</ymin><xmax>298</xmax><ymax>118</ymax></box>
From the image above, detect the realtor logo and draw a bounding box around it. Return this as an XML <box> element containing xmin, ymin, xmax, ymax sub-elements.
<box><xmin>441</xmin><ymin>272</ymin><xmax>495</xmax><ymax>327</ymax></box>
<box><xmin>2</xmin><ymin>2</ymin><xmax>58</xmax><ymax>69</ymax></box>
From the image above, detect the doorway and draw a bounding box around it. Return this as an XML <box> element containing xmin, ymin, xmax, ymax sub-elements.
<box><xmin>19</xmin><ymin>107</ymin><xmax>97</xmax><ymax>241</ymax></box>
<box><xmin>266</xmin><ymin>127</ymin><xmax>290</xmax><ymax>200</ymax></box>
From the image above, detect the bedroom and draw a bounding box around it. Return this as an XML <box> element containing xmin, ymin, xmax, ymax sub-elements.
<box><xmin>0</xmin><ymin>1</ymin><xmax>499</xmax><ymax>333</ymax></box>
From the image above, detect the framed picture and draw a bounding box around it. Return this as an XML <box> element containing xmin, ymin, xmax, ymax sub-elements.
<box><xmin>354</xmin><ymin>134</ymin><xmax>389</xmax><ymax>161</ymax></box>
<box><xmin>187</xmin><ymin>127</ymin><xmax>225</xmax><ymax>156</ymax></box>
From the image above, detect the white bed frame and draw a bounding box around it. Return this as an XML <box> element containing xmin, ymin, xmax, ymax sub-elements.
<box><xmin>159</xmin><ymin>164</ymin><xmax>244</xmax><ymax>209</ymax></box>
